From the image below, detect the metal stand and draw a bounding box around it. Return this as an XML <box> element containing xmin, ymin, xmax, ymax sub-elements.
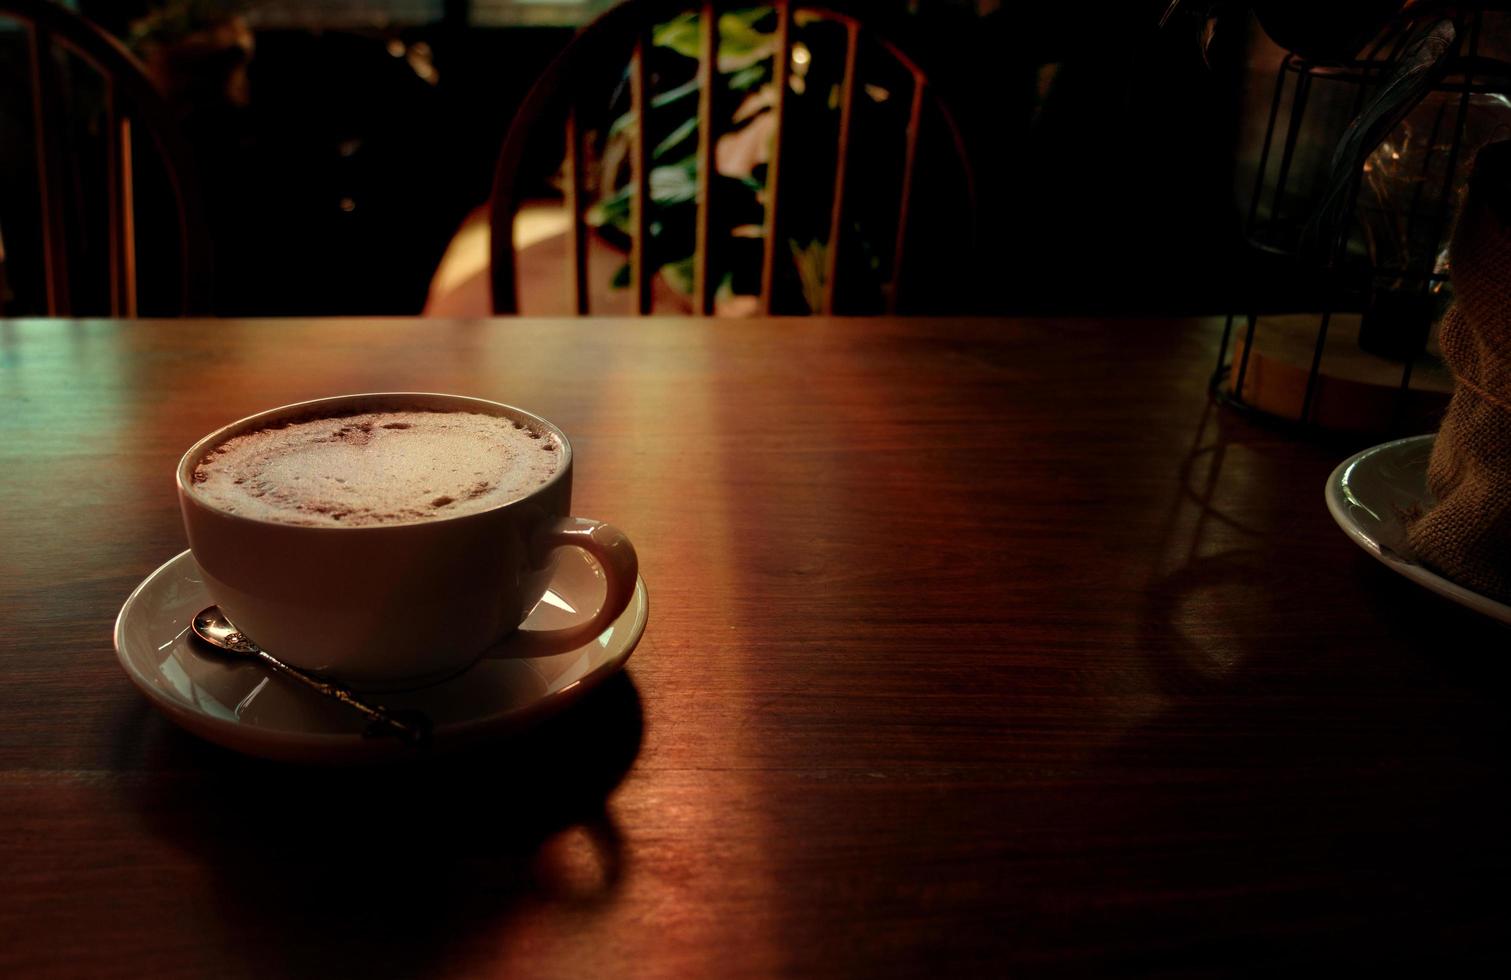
<box><xmin>1214</xmin><ymin>8</ymin><xmax>1503</xmax><ymax>435</ymax></box>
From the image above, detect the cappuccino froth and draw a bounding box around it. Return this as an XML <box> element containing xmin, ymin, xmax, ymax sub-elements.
<box><xmin>192</xmin><ymin>410</ymin><xmax>563</xmax><ymax>526</ymax></box>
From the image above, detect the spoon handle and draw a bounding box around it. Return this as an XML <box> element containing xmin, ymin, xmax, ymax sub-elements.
<box><xmin>251</xmin><ymin>651</ymin><xmax>433</xmax><ymax>748</ymax></box>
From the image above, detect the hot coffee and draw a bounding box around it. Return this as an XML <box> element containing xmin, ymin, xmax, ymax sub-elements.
<box><xmin>192</xmin><ymin>410</ymin><xmax>564</xmax><ymax>527</ymax></box>
<box><xmin>179</xmin><ymin>393</ymin><xmax>637</xmax><ymax>685</ymax></box>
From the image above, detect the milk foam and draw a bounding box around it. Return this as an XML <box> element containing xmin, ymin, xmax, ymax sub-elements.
<box><xmin>192</xmin><ymin>410</ymin><xmax>563</xmax><ymax>526</ymax></box>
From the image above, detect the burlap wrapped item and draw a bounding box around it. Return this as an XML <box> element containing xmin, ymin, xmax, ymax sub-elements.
<box><xmin>1405</xmin><ymin>141</ymin><xmax>1511</xmax><ymax>604</ymax></box>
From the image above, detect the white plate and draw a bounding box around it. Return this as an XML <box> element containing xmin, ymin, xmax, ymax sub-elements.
<box><xmin>1325</xmin><ymin>434</ymin><xmax>1511</xmax><ymax>625</ymax></box>
<box><xmin>114</xmin><ymin>549</ymin><xmax>648</xmax><ymax>763</ymax></box>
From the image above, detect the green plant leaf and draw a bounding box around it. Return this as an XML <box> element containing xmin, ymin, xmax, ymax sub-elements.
<box><xmin>587</xmin><ymin>185</ymin><xmax>633</xmax><ymax>231</ymax></box>
<box><xmin>718</xmin><ymin>10</ymin><xmax>775</xmax><ymax>71</ymax></box>
<box><xmin>651</xmin><ymin>160</ymin><xmax>700</xmax><ymax>205</ymax></box>
<box><xmin>655</xmin><ymin>115</ymin><xmax>700</xmax><ymax>160</ymax></box>
<box><xmin>578</xmin><ymin>8</ymin><xmax>803</xmax><ymax>306</ymax></box>
<box><xmin>661</xmin><ymin>257</ymin><xmax>696</xmax><ymax>296</ymax></box>
<box><xmin>608</xmin><ymin>107</ymin><xmax>636</xmax><ymax>138</ymax></box>
<box><xmin>655</xmin><ymin>9</ymin><xmax>773</xmax><ymax>70</ymax></box>
<box><xmin>653</xmin><ymin>13</ymin><xmax>702</xmax><ymax>59</ymax></box>
<box><xmin>728</xmin><ymin>65</ymin><xmax>767</xmax><ymax>91</ymax></box>
<box><xmin>790</xmin><ymin>237</ymin><xmax>826</xmax><ymax>314</ymax></box>
<box><xmin>653</xmin><ymin>77</ymin><xmax>702</xmax><ymax>109</ymax></box>
<box><xmin>606</xmin><ymin>78</ymin><xmax>699</xmax><ymax>148</ymax></box>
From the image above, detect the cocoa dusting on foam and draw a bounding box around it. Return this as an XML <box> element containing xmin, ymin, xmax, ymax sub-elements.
<box><xmin>192</xmin><ymin>410</ymin><xmax>562</xmax><ymax>527</ymax></box>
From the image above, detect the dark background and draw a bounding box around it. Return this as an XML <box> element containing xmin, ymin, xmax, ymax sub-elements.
<box><xmin>3</xmin><ymin>0</ymin><xmax>1250</xmax><ymax>316</ymax></box>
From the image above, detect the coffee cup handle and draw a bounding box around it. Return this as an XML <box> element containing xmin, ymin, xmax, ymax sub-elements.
<box><xmin>503</xmin><ymin>517</ymin><xmax>639</xmax><ymax>658</ymax></box>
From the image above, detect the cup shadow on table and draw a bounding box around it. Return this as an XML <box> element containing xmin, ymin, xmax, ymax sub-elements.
<box><xmin>1035</xmin><ymin>403</ymin><xmax>1511</xmax><ymax>971</ymax></box>
<box><xmin>111</xmin><ymin>672</ymin><xmax>643</xmax><ymax>976</ymax></box>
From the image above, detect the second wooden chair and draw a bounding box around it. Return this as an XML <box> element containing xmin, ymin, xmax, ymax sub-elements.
<box><xmin>488</xmin><ymin>0</ymin><xmax>977</xmax><ymax>317</ymax></box>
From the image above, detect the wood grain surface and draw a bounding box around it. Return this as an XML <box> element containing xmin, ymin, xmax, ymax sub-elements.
<box><xmin>1</xmin><ymin>316</ymin><xmax>1508</xmax><ymax>977</ymax></box>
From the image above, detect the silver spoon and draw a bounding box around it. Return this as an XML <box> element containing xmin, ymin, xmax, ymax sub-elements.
<box><xmin>191</xmin><ymin>606</ymin><xmax>432</xmax><ymax>749</ymax></box>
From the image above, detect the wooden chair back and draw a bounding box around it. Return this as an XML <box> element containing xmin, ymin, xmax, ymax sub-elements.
<box><xmin>489</xmin><ymin>0</ymin><xmax>976</xmax><ymax>316</ymax></box>
<box><xmin>0</xmin><ymin>0</ymin><xmax>211</xmax><ymax>316</ymax></box>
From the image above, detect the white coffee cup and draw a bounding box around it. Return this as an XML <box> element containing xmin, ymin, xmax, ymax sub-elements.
<box><xmin>176</xmin><ymin>393</ymin><xmax>638</xmax><ymax>689</ymax></box>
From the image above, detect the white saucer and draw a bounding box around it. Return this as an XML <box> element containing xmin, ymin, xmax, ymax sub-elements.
<box><xmin>114</xmin><ymin>549</ymin><xmax>649</xmax><ymax>763</ymax></box>
<box><xmin>1326</xmin><ymin>434</ymin><xmax>1511</xmax><ymax>626</ymax></box>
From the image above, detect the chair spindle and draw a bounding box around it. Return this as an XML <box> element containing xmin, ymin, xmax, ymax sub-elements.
<box><xmin>565</xmin><ymin>106</ymin><xmax>590</xmax><ymax>315</ymax></box>
<box><xmin>693</xmin><ymin>0</ymin><xmax>718</xmax><ymax>315</ymax></box>
<box><xmin>823</xmin><ymin>18</ymin><xmax>860</xmax><ymax>315</ymax></box>
<box><xmin>631</xmin><ymin>33</ymin><xmax>653</xmax><ymax>315</ymax></box>
<box><xmin>889</xmin><ymin>70</ymin><xmax>925</xmax><ymax>314</ymax></box>
<box><xmin>759</xmin><ymin>0</ymin><xmax>792</xmax><ymax>315</ymax></box>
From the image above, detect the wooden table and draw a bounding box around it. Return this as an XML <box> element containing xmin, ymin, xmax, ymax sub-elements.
<box><xmin>2</xmin><ymin>317</ymin><xmax>1507</xmax><ymax>976</ymax></box>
